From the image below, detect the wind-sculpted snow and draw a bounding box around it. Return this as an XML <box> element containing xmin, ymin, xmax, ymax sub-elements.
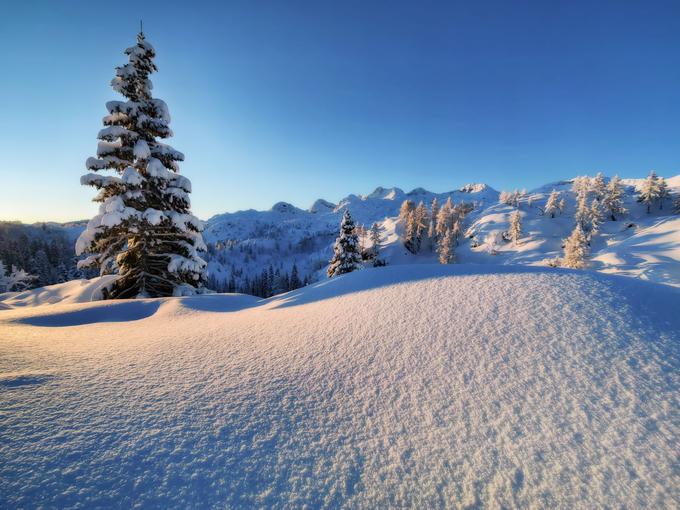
<box><xmin>1</xmin><ymin>266</ymin><xmax>678</xmax><ymax>508</ymax></box>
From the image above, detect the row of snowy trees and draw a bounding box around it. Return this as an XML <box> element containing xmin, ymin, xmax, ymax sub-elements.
<box><xmin>399</xmin><ymin>197</ymin><xmax>471</xmax><ymax>264</ymax></box>
<box><xmin>560</xmin><ymin>173</ymin><xmax>626</xmax><ymax>268</ymax></box>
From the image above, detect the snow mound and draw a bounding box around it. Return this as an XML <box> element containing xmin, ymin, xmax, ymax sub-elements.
<box><xmin>0</xmin><ymin>275</ymin><xmax>118</xmax><ymax>308</ymax></box>
<box><xmin>1</xmin><ymin>265</ymin><xmax>678</xmax><ymax>508</ymax></box>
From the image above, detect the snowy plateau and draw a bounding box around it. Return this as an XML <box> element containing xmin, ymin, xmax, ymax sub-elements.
<box><xmin>1</xmin><ymin>175</ymin><xmax>680</xmax><ymax>508</ymax></box>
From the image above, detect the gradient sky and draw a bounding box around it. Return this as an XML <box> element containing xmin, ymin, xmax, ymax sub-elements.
<box><xmin>1</xmin><ymin>0</ymin><xmax>679</xmax><ymax>222</ymax></box>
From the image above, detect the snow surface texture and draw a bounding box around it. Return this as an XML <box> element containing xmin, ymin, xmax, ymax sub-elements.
<box><xmin>1</xmin><ymin>265</ymin><xmax>679</xmax><ymax>508</ymax></box>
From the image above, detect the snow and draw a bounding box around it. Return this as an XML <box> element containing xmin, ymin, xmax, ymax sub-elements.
<box><xmin>1</xmin><ymin>265</ymin><xmax>678</xmax><ymax>507</ymax></box>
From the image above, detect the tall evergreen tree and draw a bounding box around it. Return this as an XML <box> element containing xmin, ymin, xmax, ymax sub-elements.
<box><xmin>328</xmin><ymin>210</ymin><xmax>362</xmax><ymax>278</ymax></box>
<box><xmin>76</xmin><ymin>31</ymin><xmax>206</xmax><ymax>298</ymax></box>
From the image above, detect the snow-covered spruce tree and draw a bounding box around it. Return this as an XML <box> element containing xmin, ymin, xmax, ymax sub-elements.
<box><xmin>603</xmin><ymin>175</ymin><xmax>626</xmax><ymax>220</ymax></box>
<box><xmin>437</xmin><ymin>227</ymin><xmax>455</xmax><ymax>264</ymax></box>
<box><xmin>327</xmin><ymin>210</ymin><xmax>362</xmax><ymax>278</ymax></box>
<box><xmin>562</xmin><ymin>224</ymin><xmax>589</xmax><ymax>268</ymax></box>
<box><xmin>674</xmin><ymin>194</ymin><xmax>680</xmax><ymax>214</ymax></box>
<box><xmin>508</xmin><ymin>210</ymin><xmax>522</xmax><ymax>245</ymax></box>
<box><xmin>76</xmin><ymin>31</ymin><xmax>206</xmax><ymax>298</ymax></box>
<box><xmin>544</xmin><ymin>190</ymin><xmax>560</xmax><ymax>218</ymax></box>
<box><xmin>638</xmin><ymin>171</ymin><xmax>660</xmax><ymax>213</ymax></box>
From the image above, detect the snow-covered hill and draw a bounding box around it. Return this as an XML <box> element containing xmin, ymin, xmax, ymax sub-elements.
<box><xmin>1</xmin><ymin>265</ymin><xmax>678</xmax><ymax>507</ymax></box>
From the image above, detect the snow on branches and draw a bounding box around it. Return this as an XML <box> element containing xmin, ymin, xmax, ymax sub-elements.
<box><xmin>76</xmin><ymin>32</ymin><xmax>206</xmax><ymax>298</ymax></box>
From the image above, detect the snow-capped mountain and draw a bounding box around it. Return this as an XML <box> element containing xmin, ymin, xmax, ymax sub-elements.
<box><xmin>202</xmin><ymin>174</ymin><xmax>680</xmax><ymax>291</ymax></box>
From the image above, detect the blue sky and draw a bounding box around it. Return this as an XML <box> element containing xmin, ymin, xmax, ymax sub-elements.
<box><xmin>1</xmin><ymin>0</ymin><xmax>679</xmax><ymax>222</ymax></box>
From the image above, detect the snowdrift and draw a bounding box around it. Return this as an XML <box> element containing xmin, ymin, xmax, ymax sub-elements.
<box><xmin>1</xmin><ymin>265</ymin><xmax>679</xmax><ymax>508</ymax></box>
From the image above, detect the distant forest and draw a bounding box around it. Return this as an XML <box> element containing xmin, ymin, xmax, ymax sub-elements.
<box><xmin>0</xmin><ymin>222</ymin><xmax>95</xmax><ymax>288</ymax></box>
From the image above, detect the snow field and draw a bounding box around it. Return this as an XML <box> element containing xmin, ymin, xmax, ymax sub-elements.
<box><xmin>1</xmin><ymin>265</ymin><xmax>679</xmax><ymax>508</ymax></box>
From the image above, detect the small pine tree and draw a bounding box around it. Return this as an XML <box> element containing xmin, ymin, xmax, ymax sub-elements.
<box><xmin>328</xmin><ymin>210</ymin><xmax>362</xmax><ymax>278</ymax></box>
<box><xmin>589</xmin><ymin>199</ymin><xmax>604</xmax><ymax>234</ymax></box>
<box><xmin>437</xmin><ymin>227</ymin><xmax>455</xmax><ymax>264</ymax></box>
<box><xmin>591</xmin><ymin>172</ymin><xmax>606</xmax><ymax>201</ymax></box>
<box><xmin>657</xmin><ymin>177</ymin><xmax>669</xmax><ymax>210</ymax></box>
<box><xmin>289</xmin><ymin>263</ymin><xmax>302</xmax><ymax>290</ymax></box>
<box><xmin>368</xmin><ymin>222</ymin><xmax>382</xmax><ymax>259</ymax></box>
<box><xmin>428</xmin><ymin>197</ymin><xmax>439</xmax><ymax>244</ymax></box>
<box><xmin>603</xmin><ymin>175</ymin><xmax>626</xmax><ymax>220</ymax></box>
<box><xmin>562</xmin><ymin>224</ymin><xmax>589</xmax><ymax>268</ymax></box>
<box><xmin>399</xmin><ymin>200</ymin><xmax>415</xmax><ymax>222</ymax></box>
<box><xmin>544</xmin><ymin>190</ymin><xmax>560</xmax><ymax>218</ymax></box>
<box><xmin>575</xmin><ymin>193</ymin><xmax>590</xmax><ymax>232</ymax></box>
<box><xmin>76</xmin><ymin>31</ymin><xmax>206</xmax><ymax>298</ymax></box>
<box><xmin>638</xmin><ymin>171</ymin><xmax>660</xmax><ymax>213</ymax></box>
<box><xmin>509</xmin><ymin>210</ymin><xmax>522</xmax><ymax>245</ymax></box>
<box><xmin>436</xmin><ymin>199</ymin><xmax>453</xmax><ymax>238</ymax></box>
<box><xmin>674</xmin><ymin>195</ymin><xmax>680</xmax><ymax>214</ymax></box>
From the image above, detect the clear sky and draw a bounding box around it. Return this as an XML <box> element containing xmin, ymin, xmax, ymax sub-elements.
<box><xmin>1</xmin><ymin>0</ymin><xmax>679</xmax><ymax>222</ymax></box>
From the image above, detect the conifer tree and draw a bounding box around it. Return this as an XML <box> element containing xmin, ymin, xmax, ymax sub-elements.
<box><xmin>544</xmin><ymin>190</ymin><xmax>560</xmax><ymax>218</ymax></box>
<box><xmin>674</xmin><ymin>195</ymin><xmax>680</xmax><ymax>215</ymax></box>
<box><xmin>328</xmin><ymin>210</ymin><xmax>362</xmax><ymax>278</ymax></box>
<box><xmin>437</xmin><ymin>227</ymin><xmax>455</xmax><ymax>264</ymax></box>
<box><xmin>509</xmin><ymin>210</ymin><xmax>522</xmax><ymax>245</ymax></box>
<box><xmin>289</xmin><ymin>263</ymin><xmax>302</xmax><ymax>290</ymax></box>
<box><xmin>638</xmin><ymin>171</ymin><xmax>660</xmax><ymax>213</ymax></box>
<box><xmin>658</xmin><ymin>177</ymin><xmax>669</xmax><ymax>210</ymax></box>
<box><xmin>369</xmin><ymin>222</ymin><xmax>382</xmax><ymax>259</ymax></box>
<box><xmin>428</xmin><ymin>197</ymin><xmax>439</xmax><ymax>244</ymax></box>
<box><xmin>575</xmin><ymin>194</ymin><xmax>590</xmax><ymax>232</ymax></box>
<box><xmin>399</xmin><ymin>200</ymin><xmax>415</xmax><ymax>222</ymax></box>
<box><xmin>436</xmin><ymin>199</ymin><xmax>453</xmax><ymax>239</ymax></box>
<box><xmin>603</xmin><ymin>175</ymin><xmax>626</xmax><ymax>220</ymax></box>
<box><xmin>76</xmin><ymin>31</ymin><xmax>206</xmax><ymax>298</ymax></box>
<box><xmin>589</xmin><ymin>199</ymin><xmax>604</xmax><ymax>234</ymax></box>
<box><xmin>591</xmin><ymin>172</ymin><xmax>606</xmax><ymax>201</ymax></box>
<box><xmin>562</xmin><ymin>224</ymin><xmax>589</xmax><ymax>268</ymax></box>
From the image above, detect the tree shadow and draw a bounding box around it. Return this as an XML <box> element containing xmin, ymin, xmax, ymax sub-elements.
<box><xmin>18</xmin><ymin>301</ymin><xmax>161</xmax><ymax>327</ymax></box>
<box><xmin>176</xmin><ymin>293</ymin><xmax>262</xmax><ymax>313</ymax></box>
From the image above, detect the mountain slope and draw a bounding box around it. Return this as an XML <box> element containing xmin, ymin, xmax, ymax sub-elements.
<box><xmin>1</xmin><ymin>266</ymin><xmax>678</xmax><ymax>507</ymax></box>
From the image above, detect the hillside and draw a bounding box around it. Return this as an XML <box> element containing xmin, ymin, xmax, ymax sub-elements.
<box><xmin>1</xmin><ymin>266</ymin><xmax>679</xmax><ymax>507</ymax></box>
<box><xmin>3</xmin><ymin>174</ymin><xmax>679</xmax><ymax>293</ymax></box>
